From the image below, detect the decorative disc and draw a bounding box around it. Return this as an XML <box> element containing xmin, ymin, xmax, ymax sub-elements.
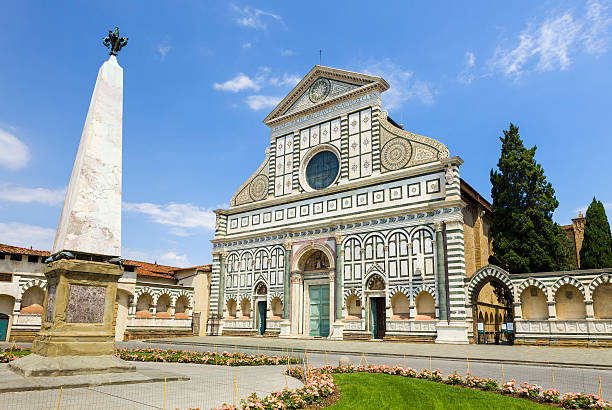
<box><xmin>381</xmin><ymin>137</ymin><xmax>412</xmax><ymax>170</ymax></box>
<box><xmin>249</xmin><ymin>175</ymin><xmax>268</xmax><ymax>201</ymax></box>
<box><xmin>309</xmin><ymin>78</ymin><xmax>331</xmax><ymax>103</ymax></box>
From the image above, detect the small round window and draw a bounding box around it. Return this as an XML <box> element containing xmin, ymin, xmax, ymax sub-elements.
<box><xmin>305</xmin><ymin>150</ymin><xmax>339</xmax><ymax>190</ymax></box>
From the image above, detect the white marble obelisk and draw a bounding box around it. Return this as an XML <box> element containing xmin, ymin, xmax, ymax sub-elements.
<box><xmin>52</xmin><ymin>55</ymin><xmax>123</xmax><ymax>258</ymax></box>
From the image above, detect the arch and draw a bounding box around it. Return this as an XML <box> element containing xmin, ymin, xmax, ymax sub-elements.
<box><xmin>412</xmin><ymin>284</ymin><xmax>437</xmax><ymax>304</ymax></box>
<box><xmin>520</xmin><ymin>286</ymin><xmax>548</xmax><ymax>320</ymax></box>
<box><xmin>589</xmin><ymin>273</ymin><xmax>612</xmax><ymax>296</ymax></box>
<box><xmin>415</xmin><ymin>291</ymin><xmax>435</xmax><ymax>320</ymax></box>
<box><xmin>20</xmin><ymin>286</ymin><xmax>44</xmax><ymax>314</ymax></box>
<box><xmin>345</xmin><ymin>293</ymin><xmax>363</xmax><ymax>320</ymax></box>
<box><xmin>226</xmin><ymin>298</ymin><xmax>237</xmax><ymax>319</ymax></box>
<box><xmin>388</xmin><ymin>285</ymin><xmax>410</xmax><ymax>299</ymax></box>
<box><xmin>551</xmin><ymin>276</ymin><xmax>586</xmax><ymax>299</ymax></box>
<box><xmin>555</xmin><ymin>284</ymin><xmax>586</xmax><ymax>320</ymax></box>
<box><xmin>270</xmin><ymin>297</ymin><xmax>283</xmax><ymax>319</ymax></box>
<box><xmin>21</xmin><ymin>279</ymin><xmax>46</xmax><ymax>293</ymax></box>
<box><xmin>467</xmin><ymin>265</ymin><xmax>514</xmax><ymax>303</ymax></box>
<box><xmin>343</xmin><ymin>288</ymin><xmax>363</xmax><ymax>304</ymax></box>
<box><xmin>254</xmin><ymin>281</ymin><xmax>268</xmax><ymax>295</ymax></box>
<box><xmin>239</xmin><ymin>251</ymin><xmax>254</xmax><ymax>271</ymax></box>
<box><xmin>175</xmin><ymin>295</ymin><xmax>190</xmax><ymax>318</ymax></box>
<box><xmin>390</xmin><ymin>292</ymin><xmax>410</xmax><ymax>320</ymax></box>
<box><xmin>254</xmin><ymin>248</ymin><xmax>270</xmax><ymax>271</ymax></box>
<box><xmin>135</xmin><ymin>293</ymin><xmax>153</xmax><ymax>318</ymax></box>
<box><xmin>592</xmin><ymin>282</ymin><xmax>612</xmax><ymax>319</ymax></box>
<box><xmin>292</xmin><ymin>243</ymin><xmax>335</xmax><ymax>272</ymax></box>
<box><xmin>239</xmin><ymin>297</ymin><xmax>251</xmax><ymax>319</ymax></box>
<box><xmin>517</xmin><ymin>277</ymin><xmax>549</xmax><ymax>301</ymax></box>
<box><xmin>363</xmin><ymin>233</ymin><xmax>386</xmax><ymax>261</ymax></box>
<box><xmin>409</xmin><ymin>225</ymin><xmax>435</xmax><ymax>241</ymax></box>
<box><xmin>365</xmin><ymin>273</ymin><xmax>385</xmax><ymax>290</ymax></box>
<box><xmin>155</xmin><ymin>294</ymin><xmax>172</xmax><ymax>317</ymax></box>
<box><xmin>341</xmin><ymin>235</ymin><xmax>363</xmax><ymax>248</ymax></box>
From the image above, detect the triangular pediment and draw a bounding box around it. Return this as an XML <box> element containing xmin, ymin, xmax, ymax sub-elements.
<box><xmin>264</xmin><ymin>66</ymin><xmax>389</xmax><ymax>126</ymax></box>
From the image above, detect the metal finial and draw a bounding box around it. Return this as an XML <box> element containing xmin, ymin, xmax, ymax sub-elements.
<box><xmin>103</xmin><ymin>27</ymin><xmax>128</xmax><ymax>56</ymax></box>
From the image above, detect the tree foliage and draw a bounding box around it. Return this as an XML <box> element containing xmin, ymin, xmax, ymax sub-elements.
<box><xmin>579</xmin><ymin>197</ymin><xmax>612</xmax><ymax>269</ymax></box>
<box><xmin>489</xmin><ymin>123</ymin><xmax>573</xmax><ymax>274</ymax></box>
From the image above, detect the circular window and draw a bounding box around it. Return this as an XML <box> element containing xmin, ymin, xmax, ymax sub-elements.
<box><xmin>305</xmin><ymin>150</ymin><xmax>339</xmax><ymax>190</ymax></box>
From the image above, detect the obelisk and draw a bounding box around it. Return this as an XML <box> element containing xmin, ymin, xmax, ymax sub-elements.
<box><xmin>9</xmin><ymin>28</ymin><xmax>135</xmax><ymax>377</ymax></box>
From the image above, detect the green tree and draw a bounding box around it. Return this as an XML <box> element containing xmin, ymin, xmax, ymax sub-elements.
<box><xmin>489</xmin><ymin>123</ymin><xmax>573</xmax><ymax>274</ymax></box>
<box><xmin>579</xmin><ymin>197</ymin><xmax>612</xmax><ymax>269</ymax></box>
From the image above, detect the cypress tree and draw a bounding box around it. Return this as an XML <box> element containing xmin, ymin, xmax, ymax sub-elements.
<box><xmin>579</xmin><ymin>197</ymin><xmax>612</xmax><ymax>269</ymax></box>
<box><xmin>489</xmin><ymin>123</ymin><xmax>573</xmax><ymax>274</ymax></box>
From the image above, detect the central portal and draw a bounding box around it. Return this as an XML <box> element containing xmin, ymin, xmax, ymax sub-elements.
<box><xmin>309</xmin><ymin>284</ymin><xmax>330</xmax><ymax>337</ymax></box>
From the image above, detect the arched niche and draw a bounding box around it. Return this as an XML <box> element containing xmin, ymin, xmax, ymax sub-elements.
<box><xmin>390</xmin><ymin>292</ymin><xmax>410</xmax><ymax>320</ymax></box>
<box><xmin>555</xmin><ymin>284</ymin><xmax>586</xmax><ymax>320</ymax></box>
<box><xmin>593</xmin><ymin>283</ymin><xmax>612</xmax><ymax>319</ymax></box>
<box><xmin>292</xmin><ymin>243</ymin><xmax>335</xmax><ymax>272</ymax></box>
<box><xmin>270</xmin><ymin>297</ymin><xmax>283</xmax><ymax>319</ymax></box>
<box><xmin>415</xmin><ymin>291</ymin><xmax>435</xmax><ymax>320</ymax></box>
<box><xmin>520</xmin><ymin>286</ymin><xmax>548</xmax><ymax>320</ymax></box>
<box><xmin>136</xmin><ymin>293</ymin><xmax>153</xmax><ymax>318</ymax></box>
<box><xmin>20</xmin><ymin>286</ymin><xmax>44</xmax><ymax>315</ymax></box>
<box><xmin>226</xmin><ymin>299</ymin><xmax>237</xmax><ymax>319</ymax></box>
<box><xmin>345</xmin><ymin>293</ymin><xmax>362</xmax><ymax>320</ymax></box>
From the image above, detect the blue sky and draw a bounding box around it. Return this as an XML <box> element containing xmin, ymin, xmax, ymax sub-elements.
<box><xmin>1</xmin><ymin>1</ymin><xmax>611</xmax><ymax>267</ymax></box>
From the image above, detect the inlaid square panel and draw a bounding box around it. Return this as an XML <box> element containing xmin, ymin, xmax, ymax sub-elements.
<box><xmin>348</xmin><ymin>112</ymin><xmax>359</xmax><ymax>135</ymax></box>
<box><xmin>327</xmin><ymin>199</ymin><xmax>337</xmax><ymax>212</ymax></box>
<box><xmin>275</xmin><ymin>209</ymin><xmax>284</xmax><ymax>221</ymax></box>
<box><xmin>390</xmin><ymin>186</ymin><xmax>402</xmax><ymax>200</ymax></box>
<box><xmin>348</xmin><ymin>133</ymin><xmax>360</xmax><ymax>157</ymax></box>
<box><xmin>276</xmin><ymin>136</ymin><xmax>285</xmax><ymax>156</ymax></box>
<box><xmin>313</xmin><ymin>202</ymin><xmax>323</xmax><ymax>214</ymax></box>
<box><xmin>252</xmin><ymin>214</ymin><xmax>260</xmax><ymax>225</ymax></box>
<box><xmin>361</xmin><ymin>153</ymin><xmax>372</xmax><ymax>177</ymax></box>
<box><xmin>348</xmin><ymin>157</ymin><xmax>360</xmax><ymax>180</ymax></box>
<box><xmin>310</xmin><ymin>124</ymin><xmax>320</xmax><ymax>146</ymax></box>
<box><xmin>263</xmin><ymin>212</ymin><xmax>272</xmax><ymax>223</ymax></box>
<box><xmin>373</xmin><ymin>190</ymin><xmax>385</xmax><ymax>204</ymax></box>
<box><xmin>66</xmin><ymin>284</ymin><xmax>106</xmax><ymax>323</ymax></box>
<box><xmin>408</xmin><ymin>183</ymin><xmax>421</xmax><ymax>197</ymax></box>
<box><xmin>230</xmin><ymin>219</ymin><xmax>238</xmax><ymax>229</ymax></box>
<box><xmin>426</xmin><ymin>178</ymin><xmax>441</xmax><ymax>194</ymax></box>
<box><xmin>341</xmin><ymin>196</ymin><xmax>352</xmax><ymax>209</ymax></box>
<box><xmin>357</xmin><ymin>193</ymin><xmax>368</xmax><ymax>206</ymax></box>
<box><xmin>360</xmin><ymin>130</ymin><xmax>372</xmax><ymax>153</ymax></box>
<box><xmin>300</xmin><ymin>204</ymin><xmax>310</xmax><ymax>216</ymax></box>
<box><xmin>360</xmin><ymin>108</ymin><xmax>372</xmax><ymax>131</ymax></box>
<box><xmin>241</xmin><ymin>216</ymin><xmax>249</xmax><ymax>227</ymax></box>
<box><xmin>300</xmin><ymin>129</ymin><xmax>309</xmax><ymax>149</ymax></box>
<box><xmin>287</xmin><ymin>207</ymin><xmax>297</xmax><ymax>219</ymax></box>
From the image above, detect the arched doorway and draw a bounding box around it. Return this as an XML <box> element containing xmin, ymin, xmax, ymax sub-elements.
<box><xmin>291</xmin><ymin>245</ymin><xmax>335</xmax><ymax>338</ymax></box>
<box><xmin>255</xmin><ymin>282</ymin><xmax>267</xmax><ymax>335</ymax></box>
<box><xmin>468</xmin><ymin>266</ymin><xmax>515</xmax><ymax>345</ymax></box>
<box><xmin>366</xmin><ymin>273</ymin><xmax>386</xmax><ymax>339</ymax></box>
<box><xmin>0</xmin><ymin>313</ymin><xmax>9</xmax><ymax>341</ymax></box>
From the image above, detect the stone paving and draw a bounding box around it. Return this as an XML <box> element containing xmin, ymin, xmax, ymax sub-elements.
<box><xmin>144</xmin><ymin>335</ymin><xmax>612</xmax><ymax>369</ymax></box>
<box><xmin>0</xmin><ymin>361</ymin><xmax>302</xmax><ymax>409</ymax></box>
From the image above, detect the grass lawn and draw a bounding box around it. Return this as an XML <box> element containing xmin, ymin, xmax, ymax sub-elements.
<box><xmin>328</xmin><ymin>373</ymin><xmax>549</xmax><ymax>409</ymax></box>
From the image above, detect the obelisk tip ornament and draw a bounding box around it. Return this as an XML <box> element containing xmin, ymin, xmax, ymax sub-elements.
<box><xmin>51</xmin><ymin>28</ymin><xmax>126</xmax><ymax>259</ymax></box>
<box><xmin>103</xmin><ymin>27</ymin><xmax>128</xmax><ymax>56</ymax></box>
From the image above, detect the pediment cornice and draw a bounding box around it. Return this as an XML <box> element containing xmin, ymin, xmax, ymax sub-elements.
<box><xmin>263</xmin><ymin>65</ymin><xmax>389</xmax><ymax>127</ymax></box>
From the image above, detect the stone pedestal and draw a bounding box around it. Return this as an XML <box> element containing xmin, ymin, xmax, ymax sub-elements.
<box><xmin>330</xmin><ymin>320</ymin><xmax>344</xmax><ymax>340</ymax></box>
<box><xmin>9</xmin><ymin>259</ymin><xmax>135</xmax><ymax>376</ymax></box>
<box><xmin>279</xmin><ymin>320</ymin><xmax>295</xmax><ymax>338</ymax></box>
<box><xmin>435</xmin><ymin>321</ymin><xmax>469</xmax><ymax>344</ymax></box>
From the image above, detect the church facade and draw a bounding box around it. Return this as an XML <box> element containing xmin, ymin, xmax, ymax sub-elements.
<box><xmin>210</xmin><ymin>66</ymin><xmax>493</xmax><ymax>343</ymax></box>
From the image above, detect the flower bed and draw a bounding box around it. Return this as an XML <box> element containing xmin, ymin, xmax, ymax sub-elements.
<box><xmin>0</xmin><ymin>346</ymin><xmax>31</xmax><ymax>363</ymax></box>
<box><xmin>114</xmin><ymin>348</ymin><xmax>302</xmax><ymax>366</ymax></box>
<box><xmin>213</xmin><ymin>364</ymin><xmax>610</xmax><ymax>409</ymax></box>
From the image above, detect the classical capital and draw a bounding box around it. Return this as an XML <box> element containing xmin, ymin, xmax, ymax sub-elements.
<box><xmin>434</xmin><ymin>221</ymin><xmax>444</xmax><ymax>232</ymax></box>
<box><xmin>329</xmin><ymin>270</ymin><xmax>335</xmax><ymax>281</ymax></box>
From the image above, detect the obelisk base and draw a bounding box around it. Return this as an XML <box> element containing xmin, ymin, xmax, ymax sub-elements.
<box><xmin>8</xmin><ymin>259</ymin><xmax>135</xmax><ymax>376</ymax></box>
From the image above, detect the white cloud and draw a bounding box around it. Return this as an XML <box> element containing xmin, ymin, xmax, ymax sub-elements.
<box><xmin>245</xmin><ymin>95</ymin><xmax>283</xmax><ymax>110</ymax></box>
<box><xmin>169</xmin><ymin>227</ymin><xmax>192</xmax><ymax>237</ymax></box>
<box><xmin>231</xmin><ymin>4</ymin><xmax>282</xmax><ymax>30</ymax></box>
<box><xmin>122</xmin><ymin>248</ymin><xmax>151</xmax><ymax>262</ymax></box>
<box><xmin>242</xmin><ymin>42</ymin><xmax>252</xmax><ymax>49</ymax></box>
<box><xmin>0</xmin><ymin>182</ymin><xmax>65</xmax><ymax>205</ymax></box>
<box><xmin>0</xmin><ymin>128</ymin><xmax>30</xmax><ymax>171</ymax></box>
<box><xmin>281</xmin><ymin>49</ymin><xmax>295</xmax><ymax>56</ymax></box>
<box><xmin>0</xmin><ymin>222</ymin><xmax>55</xmax><ymax>250</ymax></box>
<box><xmin>213</xmin><ymin>73</ymin><xmax>261</xmax><ymax>92</ymax></box>
<box><xmin>158</xmin><ymin>251</ymin><xmax>190</xmax><ymax>267</ymax></box>
<box><xmin>361</xmin><ymin>59</ymin><xmax>435</xmax><ymax>109</ymax></box>
<box><xmin>489</xmin><ymin>1</ymin><xmax>611</xmax><ymax>78</ymax></box>
<box><xmin>157</xmin><ymin>44</ymin><xmax>171</xmax><ymax>61</ymax></box>
<box><xmin>269</xmin><ymin>73</ymin><xmax>301</xmax><ymax>87</ymax></box>
<box><xmin>458</xmin><ymin>51</ymin><xmax>476</xmax><ymax>84</ymax></box>
<box><xmin>583</xmin><ymin>0</ymin><xmax>612</xmax><ymax>54</ymax></box>
<box><xmin>575</xmin><ymin>202</ymin><xmax>612</xmax><ymax>214</ymax></box>
<box><xmin>123</xmin><ymin>201</ymin><xmax>216</xmax><ymax>230</ymax></box>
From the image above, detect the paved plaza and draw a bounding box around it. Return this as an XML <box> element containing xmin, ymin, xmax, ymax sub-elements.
<box><xmin>0</xmin><ymin>361</ymin><xmax>301</xmax><ymax>409</ymax></box>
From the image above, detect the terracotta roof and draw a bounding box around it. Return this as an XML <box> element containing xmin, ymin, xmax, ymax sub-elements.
<box><xmin>460</xmin><ymin>179</ymin><xmax>492</xmax><ymax>212</ymax></box>
<box><xmin>0</xmin><ymin>244</ymin><xmax>50</xmax><ymax>257</ymax></box>
<box><xmin>174</xmin><ymin>264</ymin><xmax>212</xmax><ymax>272</ymax></box>
<box><xmin>122</xmin><ymin>260</ymin><xmax>179</xmax><ymax>280</ymax></box>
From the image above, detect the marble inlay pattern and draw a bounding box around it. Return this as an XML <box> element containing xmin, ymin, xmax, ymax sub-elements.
<box><xmin>66</xmin><ymin>284</ymin><xmax>106</xmax><ymax>323</ymax></box>
<box><xmin>45</xmin><ymin>285</ymin><xmax>56</xmax><ymax>322</ymax></box>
